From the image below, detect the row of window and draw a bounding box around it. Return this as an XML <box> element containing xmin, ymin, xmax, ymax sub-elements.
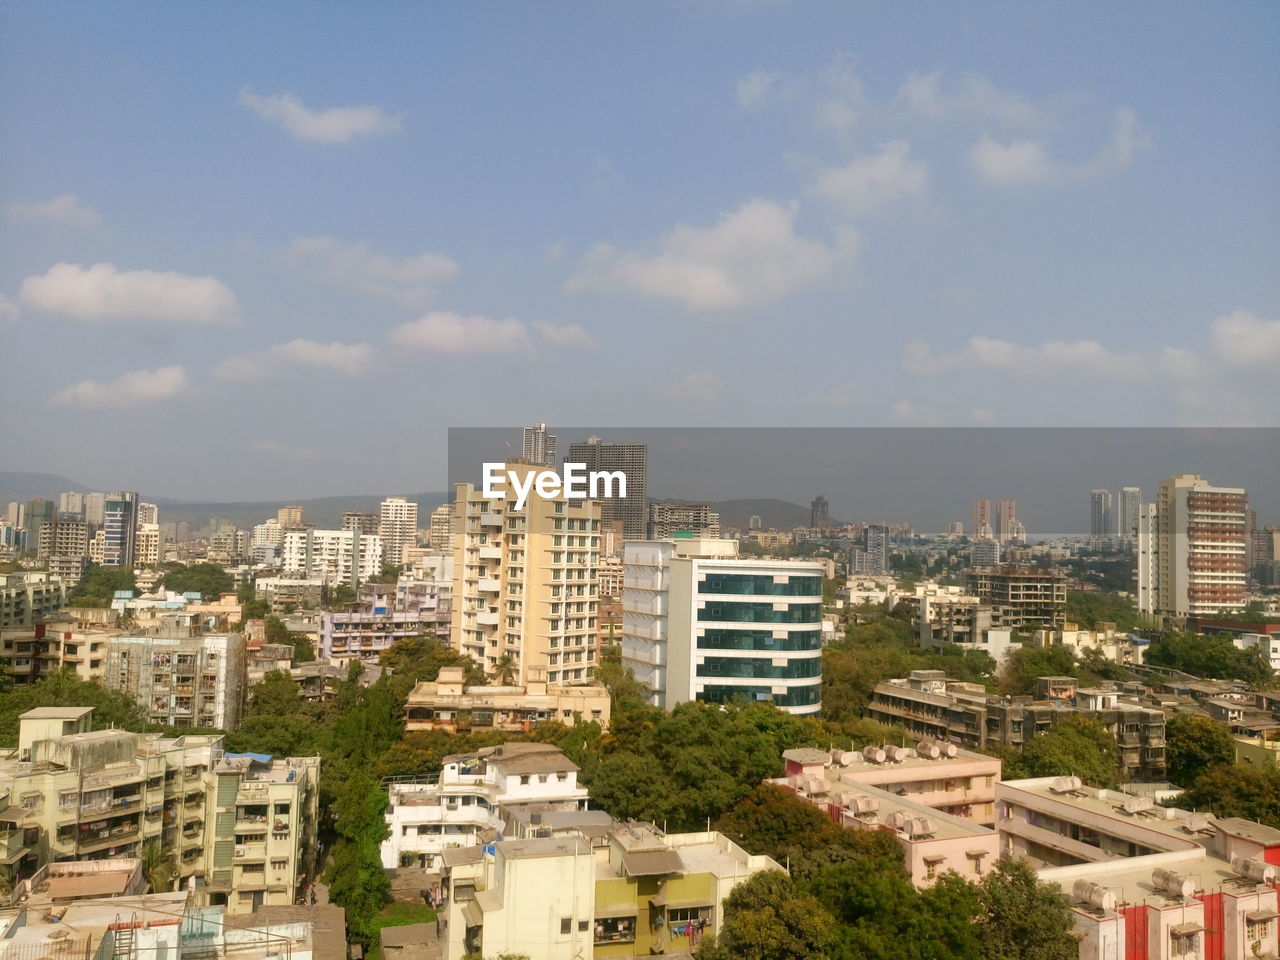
<box><xmin>697</xmin><ymin>602</ymin><xmax>821</xmax><ymax>624</ymax></box>
<box><xmin>700</xmin><ymin>684</ymin><xmax>821</xmax><ymax>707</ymax></box>
<box><xmin>697</xmin><ymin>656</ymin><xmax>821</xmax><ymax>679</ymax></box>
<box><xmin>697</xmin><ymin>629</ymin><xmax>822</xmax><ymax>651</ymax></box>
<box><xmin>698</xmin><ymin>574</ymin><xmax>822</xmax><ymax>596</ymax></box>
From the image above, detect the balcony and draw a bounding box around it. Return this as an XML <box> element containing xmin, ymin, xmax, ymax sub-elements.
<box><xmin>1</xmin><ymin>829</ymin><xmax>29</xmax><ymax>861</ymax></box>
<box><xmin>478</xmin><ymin>579</ymin><xmax>502</xmax><ymax>593</ymax></box>
<box><xmin>479</xmin><ymin>513</ymin><xmax>503</xmax><ymax>527</ymax></box>
<box><xmin>234</xmin><ymin>842</ymin><xmax>267</xmax><ymax>861</ymax></box>
<box><xmin>475</xmin><ymin>611</ymin><xmax>499</xmax><ymax>626</ymax></box>
<box><xmin>478</xmin><ymin>546</ymin><xmax>503</xmax><ymax>561</ymax></box>
<box><xmin>78</xmin><ymin>823</ymin><xmax>140</xmax><ymax>852</ymax></box>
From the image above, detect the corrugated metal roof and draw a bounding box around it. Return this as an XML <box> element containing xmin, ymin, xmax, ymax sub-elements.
<box><xmin>620</xmin><ymin>849</ymin><xmax>684</xmax><ymax>877</ymax></box>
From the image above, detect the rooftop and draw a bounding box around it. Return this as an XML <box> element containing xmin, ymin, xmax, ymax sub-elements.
<box><xmin>18</xmin><ymin>706</ymin><xmax>94</xmax><ymax>720</ymax></box>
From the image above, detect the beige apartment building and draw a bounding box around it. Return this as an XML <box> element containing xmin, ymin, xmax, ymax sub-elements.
<box><xmin>451</xmin><ymin>463</ymin><xmax>601</xmax><ymax>684</ymax></box>
<box><xmin>0</xmin><ymin>706</ymin><xmax>319</xmax><ymax>915</ymax></box>
<box><xmin>102</xmin><ymin>632</ymin><xmax>248</xmax><ymax>730</ymax></box>
<box><xmin>404</xmin><ymin>665</ymin><xmax>610</xmax><ymax>734</ymax></box>
<box><xmin>0</xmin><ymin>572</ymin><xmax>66</xmax><ymax>628</ymax></box>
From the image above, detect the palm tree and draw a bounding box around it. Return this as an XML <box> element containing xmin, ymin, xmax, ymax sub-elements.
<box><xmin>494</xmin><ymin>655</ymin><xmax>517</xmax><ymax>686</ymax></box>
<box><xmin>141</xmin><ymin>838</ymin><xmax>175</xmax><ymax>893</ymax></box>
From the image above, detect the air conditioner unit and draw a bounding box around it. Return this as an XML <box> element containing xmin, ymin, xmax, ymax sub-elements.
<box><xmin>234</xmin><ymin>848</ymin><xmax>246</xmax><ymax>857</ymax></box>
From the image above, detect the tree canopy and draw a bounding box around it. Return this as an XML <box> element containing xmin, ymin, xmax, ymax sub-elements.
<box><xmin>1146</xmin><ymin>630</ymin><xmax>1274</xmax><ymax>685</ymax></box>
<box><xmin>1165</xmin><ymin>714</ymin><xmax>1234</xmax><ymax>787</ymax></box>
<box><xmin>161</xmin><ymin>562</ymin><xmax>234</xmax><ymax>598</ymax></box>
<box><xmin>66</xmin><ymin>564</ymin><xmax>136</xmax><ymax>608</ymax></box>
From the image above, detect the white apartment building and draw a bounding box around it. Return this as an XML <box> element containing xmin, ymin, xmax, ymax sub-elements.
<box><xmin>281</xmin><ymin>528</ymin><xmax>383</xmax><ymax>584</ymax></box>
<box><xmin>380</xmin><ymin>742</ymin><xmax>588</xmax><ymax>870</ymax></box>
<box><xmin>429</xmin><ymin>503</ymin><xmax>454</xmax><ymax>550</ymax></box>
<box><xmin>135</xmin><ymin>522</ymin><xmax>162</xmax><ymax>566</ymax></box>
<box><xmin>451</xmin><ymin>464</ymin><xmax>600</xmax><ymax>684</ymax></box>
<box><xmin>379</xmin><ymin>497</ymin><xmax>419</xmax><ymax>566</ymax></box>
<box><xmin>102</xmin><ymin>633</ymin><xmax>248</xmax><ymax>730</ymax></box>
<box><xmin>1138</xmin><ymin>475</ymin><xmax>1249</xmax><ymax>618</ymax></box>
<box><xmin>621</xmin><ymin>538</ymin><xmax>823</xmax><ymax>715</ymax></box>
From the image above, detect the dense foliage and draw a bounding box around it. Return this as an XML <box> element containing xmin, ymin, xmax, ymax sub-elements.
<box><xmin>66</xmin><ymin>565</ymin><xmax>136</xmax><ymax>607</ymax></box>
<box><xmin>1146</xmin><ymin>630</ymin><xmax>1274</xmax><ymax>686</ymax></box>
<box><xmin>0</xmin><ymin>670</ymin><xmax>146</xmax><ymax>741</ymax></box>
<box><xmin>1165</xmin><ymin>714</ymin><xmax>1235</xmax><ymax>787</ymax></box>
<box><xmin>1063</xmin><ymin>590</ymin><xmax>1148</xmax><ymax>632</ymax></box>
<box><xmin>160</xmin><ymin>562</ymin><xmax>234</xmax><ymax>598</ymax></box>
<box><xmin>1177</xmin><ymin>763</ymin><xmax>1280</xmax><ymax>829</ymax></box>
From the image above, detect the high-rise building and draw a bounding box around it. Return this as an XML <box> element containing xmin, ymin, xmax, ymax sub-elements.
<box><xmin>83</xmin><ymin>492</ymin><xmax>106</xmax><ymax>526</ymax></box>
<box><xmin>5</xmin><ymin>501</ymin><xmax>22</xmax><ymax>529</ymax></box>
<box><xmin>451</xmin><ymin>462</ymin><xmax>600</xmax><ymax>684</ymax></box>
<box><xmin>521</xmin><ymin>422</ymin><xmax>557</xmax><ymax>465</ymax></box>
<box><xmin>37</xmin><ymin>517</ymin><xmax>89</xmax><ymax>562</ymax></box>
<box><xmin>972</xmin><ymin>499</ymin><xmax>992</xmax><ymax>540</ymax></box>
<box><xmin>565</xmin><ymin>436</ymin><xmax>648</xmax><ymax>541</ymax></box>
<box><xmin>281</xmin><ymin>528</ymin><xmax>383</xmax><ymax>583</ymax></box>
<box><xmin>277</xmin><ymin>505</ymin><xmax>305</xmax><ymax>529</ymax></box>
<box><xmin>1090</xmin><ymin>489</ymin><xmax>1113</xmax><ymax>536</ymax></box>
<box><xmin>748</xmin><ymin>515</ymin><xmax>763</xmax><ymax>531</ymax></box>
<box><xmin>135</xmin><ymin>522</ymin><xmax>162</xmax><ymax>565</ymax></box>
<box><xmin>647</xmin><ymin>501</ymin><xmax>721</xmax><ymax>540</ymax></box>
<box><xmin>58</xmin><ymin>491</ymin><xmax>85</xmax><ymax>516</ymax></box>
<box><xmin>136</xmin><ymin>502</ymin><xmax>158</xmax><ymax>525</ymax></box>
<box><xmin>1138</xmin><ymin>475</ymin><xmax>1249</xmax><ymax>618</ymax></box>
<box><xmin>428</xmin><ymin>503</ymin><xmax>454</xmax><ymax>550</ymax></box>
<box><xmin>23</xmin><ymin>498</ymin><xmax>56</xmax><ymax>550</ymax></box>
<box><xmin>342</xmin><ymin>510</ymin><xmax>377</xmax><ymax>535</ymax></box>
<box><xmin>996</xmin><ymin>499</ymin><xmax>1017</xmax><ymax>543</ymax></box>
<box><xmin>970</xmin><ymin>538</ymin><xmax>1001</xmax><ymax>567</ymax></box>
<box><xmin>102</xmin><ymin>491</ymin><xmax>138</xmax><ymax>567</ymax></box>
<box><xmin>810</xmin><ymin>495</ymin><xmax>830</xmax><ymax>529</ymax></box>
<box><xmin>947</xmin><ymin>521</ymin><xmax>964</xmax><ymax>538</ymax></box>
<box><xmin>621</xmin><ymin>537</ymin><xmax>823</xmax><ymax>715</ymax></box>
<box><xmin>104</xmin><ymin>632</ymin><xmax>247</xmax><ymax>729</ymax></box>
<box><xmin>378</xmin><ymin>496</ymin><xmax>419</xmax><ymax>566</ymax></box>
<box><xmin>1117</xmin><ymin>486</ymin><xmax>1142</xmax><ymax>538</ymax></box>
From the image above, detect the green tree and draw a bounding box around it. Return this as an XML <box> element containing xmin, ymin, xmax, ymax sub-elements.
<box><xmin>1177</xmin><ymin>764</ymin><xmax>1280</xmax><ymax>829</ymax></box>
<box><xmin>161</xmin><ymin>562</ymin><xmax>234</xmax><ymax>598</ymax></box>
<box><xmin>67</xmin><ymin>564</ymin><xmax>136</xmax><ymax>607</ymax></box>
<box><xmin>1020</xmin><ymin>716</ymin><xmax>1119</xmax><ymax>787</ymax></box>
<box><xmin>697</xmin><ymin>871</ymin><xmax>835</xmax><ymax>960</ymax></box>
<box><xmin>1165</xmin><ymin>714</ymin><xmax>1235</xmax><ymax>787</ymax></box>
<box><xmin>977</xmin><ymin>858</ymin><xmax>1078</xmax><ymax>960</ymax></box>
<box><xmin>592</xmin><ymin>644</ymin><xmax>650</xmax><ymax>711</ymax></box>
<box><xmin>141</xmin><ymin>837</ymin><xmax>175</xmax><ymax>893</ymax></box>
<box><xmin>998</xmin><ymin>645</ymin><xmax>1077</xmax><ymax>697</ymax></box>
<box><xmin>1146</xmin><ymin>630</ymin><xmax>1274</xmax><ymax>685</ymax></box>
<box><xmin>0</xmin><ymin>670</ymin><xmax>146</xmax><ymax>742</ymax></box>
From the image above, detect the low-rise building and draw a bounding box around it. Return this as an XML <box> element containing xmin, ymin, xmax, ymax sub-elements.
<box><xmin>404</xmin><ymin>666</ymin><xmax>610</xmax><ymax>734</ymax></box>
<box><xmin>319</xmin><ymin>582</ymin><xmax>449</xmax><ymax>666</ymax></box>
<box><xmin>0</xmin><ymin>572</ymin><xmax>66</xmax><ymax>628</ymax></box>
<box><xmin>254</xmin><ymin>577</ymin><xmax>325</xmax><ymax>613</ymax></box>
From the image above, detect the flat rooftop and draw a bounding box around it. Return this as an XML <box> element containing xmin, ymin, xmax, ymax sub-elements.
<box><xmin>999</xmin><ymin>779</ymin><xmax>1207</xmax><ymax>849</ymax></box>
<box><xmin>19</xmin><ymin>706</ymin><xmax>94</xmax><ymax>720</ymax></box>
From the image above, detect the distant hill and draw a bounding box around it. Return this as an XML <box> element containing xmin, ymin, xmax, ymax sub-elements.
<box><xmin>710</xmin><ymin>498</ymin><xmax>832</xmax><ymax>531</ymax></box>
<box><xmin>0</xmin><ymin>472</ymin><xmax>91</xmax><ymax>505</ymax></box>
<box><xmin>158</xmin><ymin>493</ymin><xmax>451</xmax><ymax>531</ymax></box>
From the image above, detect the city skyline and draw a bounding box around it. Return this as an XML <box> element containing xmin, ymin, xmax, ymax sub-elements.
<box><xmin>2</xmin><ymin>3</ymin><xmax>1277</xmax><ymax>500</ymax></box>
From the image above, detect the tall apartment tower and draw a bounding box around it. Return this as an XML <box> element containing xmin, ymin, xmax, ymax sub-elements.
<box><xmin>277</xmin><ymin>505</ymin><xmax>305</xmax><ymax>529</ymax></box>
<box><xmin>1090</xmin><ymin>489</ymin><xmax>1113</xmax><ymax>536</ymax></box>
<box><xmin>621</xmin><ymin>538</ymin><xmax>823</xmax><ymax>715</ymax></box>
<box><xmin>972</xmin><ymin>499</ymin><xmax>993</xmax><ymax>540</ymax></box>
<box><xmin>83</xmin><ymin>492</ymin><xmax>106</xmax><ymax>526</ymax></box>
<box><xmin>379</xmin><ymin>497</ymin><xmax>419</xmax><ymax>566</ymax></box>
<box><xmin>996</xmin><ymin>499</ymin><xmax>1018</xmax><ymax>543</ymax></box>
<box><xmin>342</xmin><ymin>511</ymin><xmax>377</xmax><ymax>535</ymax></box>
<box><xmin>1117</xmin><ymin>486</ymin><xmax>1143</xmax><ymax>538</ymax></box>
<box><xmin>521</xmin><ymin>423</ymin><xmax>557</xmax><ymax>465</ymax></box>
<box><xmin>1137</xmin><ymin>474</ymin><xmax>1249</xmax><ymax>618</ymax></box>
<box><xmin>102</xmin><ymin>491</ymin><xmax>138</xmax><ymax>567</ymax></box>
<box><xmin>648</xmin><ymin>502</ymin><xmax>720</xmax><ymax>540</ymax></box>
<box><xmin>23</xmin><ymin>499</ymin><xmax>56</xmax><ymax>548</ymax></box>
<box><xmin>136</xmin><ymin>502</ymin><xmax>159</xmax><ymax>525</ymax></box>
<box><xmin>565</xmin><ymin>436</ymin><xmax>648</xmax><ymax>541</ymax></box>
<box><xmin>428</xmin><ymin>503</ymin><xmax>454</xmax><ymax>550</ymax></box>
<box><xmin>810</xmin><ymin>495</ymin><xmax>830</xmax><ymax>529</ymax></box>
<box><xmin>451</xmin><ymin>462</ymin><xmax>601</xmax><ymax>684</ymax></box>
<box><xmin>58</xmin><ymin>491</ymin><xmax>85</xmax><ymax>516</ymax></box>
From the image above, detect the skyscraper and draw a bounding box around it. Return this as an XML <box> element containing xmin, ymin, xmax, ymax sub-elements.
<box><xmin>137</xmin><ymin>502</ymin><xmax>158</xmax><ymax>525</ymax></box>
<box><xmin>1117</xmin><ymin>486</ymin><xmax>1142</xmax><ymax>538</ymax></box>
<box><xmin>23</xmin><ymin>499</ymin><xmax>56</xmax><ymax>548</ymax></box>
<box><xmin>102</xmin><ymin>491</ymin><xmax>139</xmax><ymax>567</ymax></box>
<box><xmin>58</xmin><ymin>491</ymin><xmax>85</xmax><ymax>516</ymax></box>
<box><xmin>1090</xmin><ymin>489</ymin><xmax>1113</xmax><ymax>536</ymax></box>
<box><xmin>1137</xmin><ymin>474</ymin><xmax>1248</xmax><ymax>618</ymax></box>
<box><xmin>277</xmin><ymin>505</ymin><xmax>305</xmax><ymax>529</ymax></box>
<box><xmin>521</xmin><ymin>423</ymin><xmax>557</xmax><ymax>465</ymax></box>
<box><xmin>83</xmin><ymin>492</ymin><xmax>106</xmax><ymax>526</ymax></box>
<box><xmin>379</xmin><ymin>497</ymin><xmax>420</xmax><ymax>566</ymax></box>
<box><xmin>973</xmin><ymin>499</ymin><xmax>992</xmax><ymax>539</ymax></box>
<box><xmin>810</xmin><ymin>495</ymin><xmax>830</xmax><ymax>529</ymax></box>
<box><xmin>565</xmin><ymin>436</ymin><xmax>648</xmax><ymax>541</ymax></box>
<box><xmin>997</xmin><ymin>499</ymin><xmax>1017</xmax><ymax>543</ymax></box>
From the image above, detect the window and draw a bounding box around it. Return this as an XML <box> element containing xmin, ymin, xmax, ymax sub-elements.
<box><xmin>669</xmin><ymin>907</ymin><xmax>708</xmax><ymax>923</ymax></box>
<box><xmin>578</xmin><ymin>920</ymin><xmax>588</xmax><ymax>932</ymax></box>
<box><xmin>594</xmin><ymin>917</ymin><xmax>636</xmax><ymax>944</ymax></box>
<box><xmin>560</xmin><ymin>918</ymin><xmax>571</xmax><ymax>934</ymax></box>
<box><xmin>520</xmin><ymin>775</ymin><xmax>530</xmax><ymax>785</ymax></box>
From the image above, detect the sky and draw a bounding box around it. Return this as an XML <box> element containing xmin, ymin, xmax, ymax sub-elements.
<box><xmin>1</xmin><ymin>2</ymin><xmax>1278</xmax><ymax>501</ymax></box>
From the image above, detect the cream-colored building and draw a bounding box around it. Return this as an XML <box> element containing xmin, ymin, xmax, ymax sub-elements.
<box><xmin>379</xmin><ymin>497</ymin><xmax>420</xmax><ymax>566</ymax></box>
<box><xmin>102</xmin><ymin>632</ymin><xmax>248</xmax><ymax>730</ymax></box>
<box><xmin>451</xmin><ymin>463</ymin><xmax>601</xmax><ymax>684</ymax></box>
<box><xmin>0</xmin><ymin>706</ymin><xmax>319</xmax><ymax>915</ymax></box>
<box><xmin>0</xmin><ymin>572</ymin><xmax>66</xmax><ymax>628</ymax></box>
<box><xmin>404</xmin><ymin>666</ymin><xmax>610</xmax><ymax>734</ymax></box>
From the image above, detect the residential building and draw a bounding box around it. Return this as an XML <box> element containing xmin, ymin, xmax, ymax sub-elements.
<box><xmin>997</xmin><ymin>776</ymin><xmax>1280</xmax><ymax>960</ymax></box>
<box><xmin>428</xmin><ymin>503</ymin><xmax>454</xmax><ymax>550</ymax></box>
<box><xmin>973</xmin><ymin>499</ymin><xmax>993</xmax><ymax>540</ymax></box>
<box><xmin>404</xmin><ymin>666</ymin><xmax>610</xmax><ymax>734</ymax></box>
<box><xmin>565</xmin><ymin>437</ymin><xmax>648</xmax><ymax>541</ymax></box>
<box><xmin>451</xmin><ymin>463</ymin><xmax>600</xmax><ymax>684</ymax></box>
<box><xmin>277</xmin><ymin>505</ymin><xmax>305</xmax><ymax>529</ymax></box>
<box><xmin>1138</xmin><ymin>474</ymin><xmax>1250</xmax><ymax>618</ymax></box>
<box><xmin>0</xmin><ymin>572</ymin><xmax>66</xmax><ymax>628</ymax></box>
<box><xmin>37</xmin><ymin>517</ymin><xmax>88</xmax><ymax>562</ymax></box>
<box><xmin>916</xmin><ymin>589</ymin><xmax>1019</xmax><ymax>665</ymax></box>
<box><xmin>997</xmin><ymin>499</ymin><xmax>1018</xmax><ymax>542</ymax></box>
<box><xmin>621</xmin><ymin>538</ymin><xmax>823</xmax><ymax>715</ymax></box>
<box><xmin>341</xmin><ymin>511</ymin><xmax>376</xmax><ymax>535</ymax></box>
<box><xmin>810</xmin><ymin>494</ymin><xmax>830</xmax><ymax>529</ymax></box>
<box><xmin>868</xmin><ymin>670</ymin><xmax>1167</xmax><ymax>781</ymax></box>
<box><xmin>647</xmin><ymin>502</ymin><xmax>720</xmax><ymax>540</ymax></box>
<box><xmin>281</xmin><ymin>529</ymin><xmax>383</xmax><ymax>584</ymax></box>
<box><xmin>102</xmin><ymin>633</ymin><xmax>248</xmax><ymax>730</ymax></box>
<box><xmin>1090</xmin><ymin>489</ymin><xmax>1113</xmax><ymax>537</ymax></box>
<box><xmin>439</xmin><ymin>820</ymin><xmax>783</xmax><ymax>960</ymax></box>
<box><xmin>136</xmin><ymin>502</ymin><xmax>158</xmax><ymax>525</ymax></box>
<box><xmin>135</xmin><ymin>523</ymin><xmax>162</xmax><ymax>566</ymax></box>
<box><xmin>0</xmin><ymin>619</ymin><xmax>116</xmax><ymax>684</ymax></box>
<box><xmin>252</xmin><ymin>518</ymin><xmax>284</xmax><ymax>550</ymax></box>
<box><xmin>57</xmin><ymin>491</ymin><xmax>85</xmax><ymax>516</ymax></box>
<box><xmin>966</xmin><ymin>565</ymin><xmax>1067</xmax><ymax>627</ymax></box>
<box><xmin>378</xmin><ymin>497</ymin><xmax>419</xmax><ymax>567</ymax></box>
<box><xmin>254</xmin><ymin>577</ymin><xmax>325</xmax><ymax>613</ymax></box>
<box><xmin>22</xmin><ymin>499</ymin><xmax>56</xmax><ymax>552</ymax></box>
<box><xmin>83</xmin><ymin>492</ymin><xmax>106</xmax><ymax>526</ymax></box>
<box><xmin>598</xmin><ymin>554</ymin><xmax>624</xmax><ymax>598</ymax></box>
<box><xmin>970</xmin><ymin>537</ymin><xmax>1001</xmax><ymax>567</ymax></box>
<box><xmin>318</xmin><ymin>581</ymin><xmax>449</xmax><ymax>665</ymax></box>
<box><xmin>380</xmin><ymin>742</ymin><xmax>588</xmax><ymax>870</ymax></box>
<box><xmin>1117</xmin><ymin>486</ymin><xmax>1142</xmax><ymax>538</ymax></box>
<box><xmin>771</xmin><ymin>747</ymin><xmax>1001</xmax><ymax>888</ymax></box>
<box><xmin>522</xmin><ymin>422</ymin><xmax>557</xmax><ymax>465</ymax></box>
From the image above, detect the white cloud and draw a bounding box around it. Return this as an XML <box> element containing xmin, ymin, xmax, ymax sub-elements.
<box><xmin>284</xmin><ymin>236</ymin><xmax>457</xmax><ymax>306</ymax></box>
<box><xmin>664</xmin><ymin>369</ymin><xmax>723</xmax><ymax>405</ymax></box>
<box><xmin>736</xmin><ymin>70</ymin><xmax>784</xmax><ymax>110</ymax></box>
<box><xmin>0</xmin><ymin>294</ymin><xmax>18</xmax><ymax>323</ymax></box>
<box><xmin>51</xmin><ymin>365</ymin><xmax>189</xmax><ymax>409</ymax></box>
<box><xmin>6</xmin><ymin>193</ymin><xmax>101</xmax><ymax>227</ymax></box>
<box><xmin>895</xmin><ymin>71</ymin><xmax>1042</xmax><ymax>127</ymax></box>
<box><xmin>733</xmin><ymin>54</ymin><xmax>863</xmax><ymax>136</ymax></box>
<box><xmin>567</xmin><ymin>199</ymin><xmax>855</xmax><ymax>312</ymax></box>
<box><xmin>1209</xmin><ymin>310</ymin><xmax>1280</xmax><ymax>366</ymax></box>
<box><xmin>903</xmin><ymin>336</ymin><xmax>1134</xmax><ymax>378</ymax></box>
<box><xmin>213</xmin><ymin>339</ymin><xmax>374</xmax><ymax>381</ymax></box>
<box><xmin>969</xmin><ymin>108</ymin><xmax>1148</xmax><ymax>186</ymax></box>
<box><xmin>810</xmin><ymin>140</ymin><xmax>928</xmax><ymax>216</ymax></box>
<box><xmin>20</xmin><ymin>262</ymin><xmax>238</xmax><ymax>324</ymax></box>
<box><xmin>238</xmin><ymin>87</ymin><xmax>402</xmax><ymax>143</ymax></box>
<box><xmin>533</xmin><ymin>321</ymin><xmax>597</xmax><ymax>348</ymax></box>
<box><xmin>390</xmin><ymin>312</ymin><xmax>532</xmax><ymax>355</ymax></box>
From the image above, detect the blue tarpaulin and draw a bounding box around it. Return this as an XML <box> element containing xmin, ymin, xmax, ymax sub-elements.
<box><xmin>224</xmin><ymin>752</ymin><xmax>273</xmax><ymax>764</ymax></box>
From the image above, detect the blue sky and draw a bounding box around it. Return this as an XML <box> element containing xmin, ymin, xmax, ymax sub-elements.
<box><xmin>2</xmin><ymin>1</ymin><xmax>1277</xmax><ymax>499</ymax></box>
